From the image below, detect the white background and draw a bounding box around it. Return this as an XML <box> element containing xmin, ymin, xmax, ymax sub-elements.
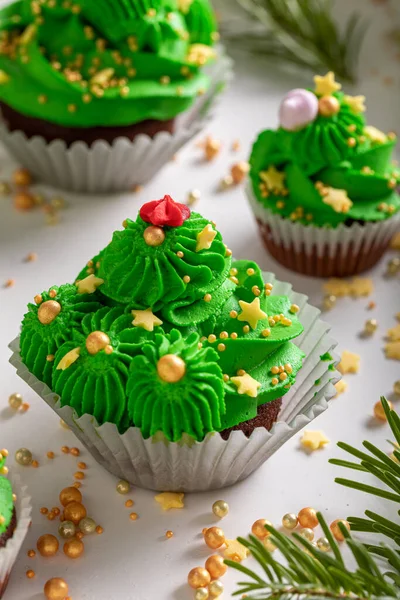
<box><xmin>0</xmin><ymin>0</ymin><xmax>400</xmax><ymax>598</ymax></box>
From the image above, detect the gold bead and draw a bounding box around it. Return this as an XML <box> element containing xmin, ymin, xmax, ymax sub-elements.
<box><xmin>282</xmin><ymin>513</ymin><xmax>298</xmax><ymax>530</ymax></box>
<box><xmin>299</xmin><ymin>527</ymin><xmax>314</xmax><ymax>541</ymax></box>
<box><xmin>38</xmin><ymin>300</ymin><xmax>61</xmax><ymax>325</ymax></box>
<box><xmin>9</xmin><ymin>393</ymin><xmax>23</xmax><ymax>410</ymax></box>
<box><xmin>188</xmin><ymin>567</ymin><xmax>211</xmax><ymax>589</ymax></box>
<box><xmin>63</xmin><ymin>501</ymin><xmax>87</xmax><ymax>525</ymax></box>
<box><xmin>116</xmin><ymin>480</ymin><xmax>130</xmax><ymax>495</ymax></box>
<box><xmin>26</xmin><ymin>569</ymin><xmax>35</xmax><ymax>578</ymax></box>
<box><xmin>58</xmin><ymin>521</ymin><xmax>76</xmax><ymax>539</ymax></box>
<box><xmin>195</xmin><ymin>588</ymin><xmax>209</xmax><ymax>600</ymax></box>
<box><xmin>208</xmin><ymin>580</ymin><xmax>224</xmax><ymax>597</ymax></box>
<box><xmin>143</xmin><ymin>225</ymin><xmax>165</xmax><ymax>247</ymax></box>
<box><xmin>394</xmin><ymin>381</ymin><xmax>400</xmax><ymax>396</ymax></box>
<box><xmin>205</xmin><ymin>554</ymin><xmax>227</xmax><ymax>579</ymax></box>
<box><xmin>217</xmin><ymin>343</ymin><xmax>226</xmax><ymax>352</ymax></box>
<box><xmin>37</xmin><ymin>534</ymin><xmax>59</xmax><ymax>557</ymax></box>
<box><xmin>323</xmin><ymin>295</ymin><xmax>336</xmax><ymax>311</ymax></box>
<box><xmin>79</xmin><ymin>517</ymin><xmax>96</xmax><ymax>534</ymax></box>
<box><xmin>165</xmin><ymin>530</ymin><xmax>174</xmax><ymax>539</ymax></box>
<box><xmin>330</xmin><ymin>519</ymin><xmax>350</xmax><ymax>541</ymax></box>
<box><xmin>183</xmin><ymin>275</ymin><xmax>191</xmax><ymax>283</ymax></box>
<box><xmin>70</xmin><ymin>447</ymin><xmax>80</xmax><ymax>456</ymax></box>
<box><xmin>129</xmin><ymin>512</ymin><xmax>138</xmax><ymax>521</ymax></box>
<box><xmin>14</xmin><ymin>191</ymin><xmax>35</xmax><ymax>211</ymax></box>
<box><xmin>298</xmin><ymin>507</ymin><xmax>319</xmax><ymax>529</ymax></box>
<box><xmin>387</xmin><ymin>257</ymin><xmax>400</xmax><ymax>275</ymax></box>
<box><xmin>316</xmin><ymin>536</ymin><xmax>331</xmax><ymax>552</ymax></box>
<box><xmin>59</xmin><ymin>487</ymin><xmax>82</xmax><ymax>507</ymax></box>
<box><xmin>15</xmin><ymin>447</ymin><xmax>33</xmax><ymax>466</ymax></box>
<box><xmin>347</xmin><ymin>137</ymin><xmax>356</xmax><ymax>147</ymax></box>
<box><xmin>63</xmin><ymin>538</ymin><xmax>84</xmax><ymax>558</ymax></box>
<box><xmin>204</xmin><ymin>526</ymin><xmax>225</xmax><ymax>549</ymax></box>
<box><xmin>204</xmin><ymin>137</ymin><xmax>221</xmax><ymax>161</ymax></box>
<box><xmin>204</xmin><ymin>294</ymin><xmax>212</xmax><ymax>302</ymax></box>
<box><xmin>212</xmin><ymin>500</ymin><xmax>229</xmax><ymax>519</ymax></box>
<box><xmin>318</xmin><ymin>95</ymin><xmax>340</xmax><ymax>117</ymax></box>
<box><xmin>157</xmin><ymin>354</ymin><xmax>186</xmax><ymax>383</ymax></box>
<box><xmin>86</xmin><ymin>331</ymin><xmax>110</xmax><ymax>355</ymax></box>
<box><xmin>44</xmin><ymin>577</ymin><xmax>69</xmax><ymax>600</ymax></box>
<box><xmin>364</xmin><ymin>318</ymin><xmax>378</xmax><ymax>335</ymax></box>
<box><xmin>251</xmin><ymin>519</ymin><xmax>271</xmax><ymax>540</ymax></box>
<box><xmin>374</xmin><ymin>400</ymin><xmax>392</xmax><ymax>421</ymax></box>
<box><xmin>230</xmin><ymin>161</ymin><xmax>249</xmax><ymax>184</ymax></box>
<box><xmin>13</xmin><ymin>168</ymin><xmax>32</xmax><ymax>187</ymax></box>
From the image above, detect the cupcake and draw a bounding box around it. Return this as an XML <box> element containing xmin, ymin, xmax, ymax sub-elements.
<box><xmin>11</xmin><ymin>195</ymin><xmax>338</xmax><ymax>491</ymax></box>
<box><xmin>0</xmin><ymin>0</ymin><xmax>230</xmax><ymax>192</ymax></box>
<box><xmin>248</xmin><ymin>72</ymin><xmax>400</xmax><ymax>277</ymax></box>
<box><xmin>0</xmin><ymin>452</ymin><xmax>32</xmax><ymax>598</ymax></box>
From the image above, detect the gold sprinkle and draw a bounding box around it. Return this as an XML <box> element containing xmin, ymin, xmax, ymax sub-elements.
<box><xmin>230</xmin><ymin>310</ymin><xmax>238</xmax><ymax>319</ymax></box>
<box><xmin>31</xmin><ymin>460</ymin><xmax>39</xmax><ymax>468</ymax></box>
<box><xmin>243</xmin><ymin>325</ymin><xmax>250</xmax><ymax>333</ymax></box>
<box><xmin>223</xmin><ymin>374</ymin><xmax>229</xmax><ymax>382</ymax></box>
<box><xmin>61</xmin><ymin>446</ymin><xmax>70</xmax><ymax>454</ymax></box>
<box><xmin>78</xmin><ymin>462</ymin><xmax>87</xmax><ymax>470</ymax></box>
<box><xmin>247</xmin><ymin>268</ymin><xmax>255</xmax><ymax>276</ymax></box>
<box><xmin>271</xmin><ymin>378</ymin><xmax>279</xmax><ymax>386</ymax></box>
<box><xmin>208</xmin><ymin>334</ymin><xmax>217</xmax><ymax>343</ymax></box>
<box><xmin>252</xmin><ymin>286</ymin><xmax>261</xmax><ymax>296</ymax></box>
<box><xmin>347</xmin><ymin>137</ymin><xmax>356</xmax><ymax>147</ymax></box>
<box><xmin>261</xmin><ymin>329</ymin><xmax>271</xmax><ymax>337</ymax></box>
<box><xmin>280</xmin><ymin>372</ymin><xmax>288</xmax><ymax>381</ymax></box>
<box><xmin>177</xmin><ymin>251</ymin><xmax>184</xmax><ymax>258</ymax></box>
<box><xmin>166</xmin><ymin>530</ymin><xmax>174</xmax><ymax>539</ymax></box>
<box><xmin>230</xmin><ymin>332</ymin><xmax>238</xmax><ymax>339</ymax></box>
<box><xmin>230</xmin><ymin>268</ymin><xmax>238</xmax><ymax>276</ymax></box>
<box><xmin>67</xmin><ymin>104</ymin><xmax>77</xmax><ymax>113</ymax></box>
<box><xmin>183</xmin><ymin>275</ymin><xmax>190</xmax><ymax>283</ymax></box>
<box><xmin>125</xmin><ymin>499</ymin><xmax>134</xmax><ymax>508</ymax></box>
<box><xmin>237</xmin><ymin>369</ymin><xmax>246</xmax><ymax>376</ymax></box>
<box><xmin>70</xmin><ymin>447</ymin><xmax>80</xmax><ymax>456</ymax></box>
<box><xmin>290</xmin><ymin>304</ymin><xmax>300</xmax><ymax>314</ymax></box>
<box><xmin>285</xmin><ymin>363</ymin><xmax>293</xmax><ymax>373</ymax></box>
<box><xmin>46</xmin><ymin>451</ymin><xmax>55</xmax><ymax>459</ymax></box>
<box><xmin>129</xmin><ymin>512</ymin><xmax>138</xmax><ymax>521</ymax></box>
<box><xmin>217</xmin><ymin>343</ymin><xmax>226</xmax><ymax>352</ymax></box>
<box><xmin>219</xmin><ymin>331</ymin><xmax>229</xmax><ymax>339</ymax></box>
<box><xmin>204</xmin><ymin>294</ymin><xmax>212</xmax><ymax>302</ymax></box>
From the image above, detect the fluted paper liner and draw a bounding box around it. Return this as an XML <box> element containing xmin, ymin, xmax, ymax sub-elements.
<box><xmin>10</xmin><ymin>273</ymin><xmax>338</xmax><ymax>492</ymax></box>
<box><xmin>0</xmin><ymin>472</ymin><xmax>32</xmax><ymax>598</ymax></box>
<box><xmin>248</xmin><ymin>181</ymin><xmax>400</xmax><ymax>277</ymax></box>
<box><xmin>0</xmin><ymin>47</ymin><xmax>232</xmax><ymax>193</ymax></box>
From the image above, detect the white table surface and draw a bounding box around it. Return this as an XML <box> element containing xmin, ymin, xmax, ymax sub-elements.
<box><xmin>0</xmin><ymin>21</ymin><xmax>400</xmax><ymax>600</ymax></box>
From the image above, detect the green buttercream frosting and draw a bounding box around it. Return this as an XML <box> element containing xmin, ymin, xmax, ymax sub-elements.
<box><xmin>20</xmin><ymin>283</ymin><xmax>102</xmax><ymax>387</ymax></box>
<box><xmin>250</xmin><ymin>76</ymin><xmax>400</xmax><ymax>228</ymax></box>
<box><xmin>20</xmin><ymin>197</ymin><xmax>306</xmax><ymax>442</ymax></box>
<box><xmin>0</xmin><ymin>0</ymin><xmax>217</xmax><ymax>127</ymax></box>
<box><xmin>0</xmin><ymin>455</ymin><xmax>14</xmax><ymax>539</ymax></box>
<box><xmin>127</xmin><ymin>329</ymin><xmax>224</xmax><ymax>441</ymax></box>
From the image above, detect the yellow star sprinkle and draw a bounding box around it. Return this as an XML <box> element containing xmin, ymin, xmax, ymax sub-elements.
<box><xmin>337</xmin><ymin>351</ymin><xmax>360</xmax><ymax>375</ymax></box>
<box><xmin>390</xmin><ymin>232</ymin><xmax>400</xmax><ymax>250</ymax></box>
<box><xmin>237</xmin><ymin>297</ymin><xmax>268</xmax><ymax>330</ymax></box>
<box><xmin>231</xmin><ymin>373</ymin><xmax>261</xmax><ymax>398</ymax></box>
<box><xmin>323</xmin><ymin>278</ymin><xmax>350</xmax><ymax>297</ymax></box>
<box><xmin>76</xmin><ymin>274</ymin><xmax>104</xmax><ymax>294</ymax></box>
<box><xmin>385</xmin><ymin>342</ymin><xmax>400</xmax><ymax>360</ymax></box>
<box><xmin>301</xmin><ymin>430</ymin><xmax>330</xmax><ymax>451</ymax></box>
<box><xmin>335</xmin><ymin>380</ymin><xmax>348</xmax><ymax>397</ymax></box>
<box><xmin>349</xmin><ymin>277</ymin><xmax>374</xmax><ymax>298</ymax></box>
<box><xmin>131</xmin><ymin>308</ymin><xmax>163</xmax><ymax>332</ymax></box>
<box><xmin>314</xmin><ymin>71</ymin><xmax>341</xmax><ymax>96</ymax></box>
<box><xmin>260</xmin><ymin>166</ymin><xmax>286</xmax><ymax>192</ymax></box>
<box><xmin>224</xmin><ymin>539</ymin><xmax>250</xmax><ymax>563</ymax></box>
<box><xmin>56</xmin><ymin>347</ymin><xmax>80</xmax><ymax>371</ymax></box>
<box><xmin>178</xmin><ymin>0</ymin><xmax>193</xmax><ymax>12</ymax></box>
<box><xmin>322</xmin><ymin>187</ymin><xmax>353</xmax><ymax>214</ymax></box>
<box><xmin>154</xmin><ymin>492</ymin><xmax>184</xmax><ymax>511</ymax></box>
<box><xmin>344</xmin><ymin>95</ymin><xmax>366</xmax><ymax>114</ymax></box>
<box><xmin>196</xmin><ymin>224</ymin><xmax>217</xmax><ymax>252</ymax></box>
<box><xmin>387</xmin><ymin>324</ymin><xmax>400</xmax><ymax>341</ymax></box>
<box><xmin>364</xmin><ymin>125</ymin><xmax>387</xmax><ymax>144</ymax></box>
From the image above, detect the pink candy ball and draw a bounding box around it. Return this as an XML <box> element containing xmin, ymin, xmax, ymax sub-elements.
<box><xmin>279</xmin><ymin>89</ymin><xmax>319</xmax><ymax>131</ymax></box>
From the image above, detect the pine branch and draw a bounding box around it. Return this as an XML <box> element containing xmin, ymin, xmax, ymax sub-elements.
<box><xmin>227</xmin><ymin>0</ymin><xmax>368</xmax><ymax>82</ymax></box>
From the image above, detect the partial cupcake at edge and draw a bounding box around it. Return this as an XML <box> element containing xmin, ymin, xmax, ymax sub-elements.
<box><xmin>13</xmin><ymin>196</ymin><xmax>337</xmax><ymax>490</ymax></box>
<box><xmin>0</xmin><ymin>0</ymin><xmax>227</xmax><ymax>191</ymax></box>
<box><xmin>247</xmin><ymin>72</ymin><xmax>400</xmax><ymax>277</ymax></box>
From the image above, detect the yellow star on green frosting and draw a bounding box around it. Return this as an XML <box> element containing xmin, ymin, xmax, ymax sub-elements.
<box><xmin>314</xmin><ymin>71</ymin><xmax>341</xmax><ymax>96</ymax></box>
<box><xmin>131</xmin><ymin>308</ymin><xmax>163</xmax><ymax>332</ymax></box>
<box><xmin>230</xmin><ymin>373</ymin><xmax>261</xmax><ymax>398</ymax></box>
<box><xmin>237</xmin><ymin>297</ymin><xmax>268</xmax><ymax>329</ymax></box>
<box><xmin>260</xmin><ymin>166</ymin><xmax>286</xmax><ymax>192</ymax></box>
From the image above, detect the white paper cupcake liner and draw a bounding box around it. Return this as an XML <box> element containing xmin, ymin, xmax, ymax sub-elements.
<box><xmin>247</xmin><ymin>181</ymin><xmax>400</xmax><ymax>277</ymax></box>
<box><xmin>9</xmin><ymin>272</ymin><xmax>339</xmax><ymax>492</ymax></box>
<box><xmin>0</xmin><ymin>46</ymin><xmax>233</xmax><ymax>194</ymax></box>
<box><xmin>0</xmin><ymin>472</ymin><xmax>32</xmax><ymax>599</ymax></box>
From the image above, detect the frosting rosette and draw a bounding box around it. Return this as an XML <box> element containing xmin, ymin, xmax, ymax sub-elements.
<box><xmin>20</xmin><ymin>283</ymin><xmax>102</xmax><ymax>386</ymax></box>
<box><xmin>0</xmin><ymin>0</ymin><xmax>218</xmax><ymax>127</ymax></box>
<box><xmin>98</xmin><ymin>197</ymin><xmax>230</xmax><ymax>310</ymax></box>
<box><xmin>127</xmin><ymin>329</ymin><xmax>224</xmax><ymax>441</ymax></box>
<box><xmin>250</xmin><ymin>72</ymin><xmax>400</xmax><ymax>228</ymax></box>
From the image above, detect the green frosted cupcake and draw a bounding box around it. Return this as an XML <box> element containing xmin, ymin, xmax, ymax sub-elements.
<box><xmin>14</xmin><ymin>195</ymin><xmax>337</xmax><ymax>490</ymax></box>
<box><xmin>248</xmin><ymin>72</ymin><xmax>400</xmax><ymax>277</ymax></box>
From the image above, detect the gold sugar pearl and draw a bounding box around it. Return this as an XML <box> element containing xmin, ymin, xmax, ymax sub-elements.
<box><xmin>63</xmin><ymin>538</ymin><xmax>84</xmax><ymax>558</ymax></box>
<box><xmin>129</xmin><ymin>512</ymin><xmax>138</xmax><ymax>521</ymax></box>
<box><xmin>330</xmin><ymin>519</ymin><xmax>350</xmax><ymax>542</ymax></box>
<box><xmin>183</xmin><ymin>275</ymin><xmax>190</xmax><ymax>283</ymax></box>
<box><xmin>316</xmin><ymin>536</ymin><xmax>331</xmax><ymax>552</ymax></box>
<box><xmin>290</xmin><ymin>304</ymin><xmax>300</xmax><ymax>314</ymax></box>
<box><xmin>279</xmin><ymin>372</ymin><xmax>287</xmax><ymax>381</ymax></box>
<box><xmin>298</xmin><ymin>507</ymin><xmax>319</xmax><ymax>529</ymax></box>
<box><xmin>251</xmin><ymin>519</ymin><xmax>271</xmax><ymax>540</ymax></box>
<box><xmin>387</xmin><ymin>257</ymin><xmax>400</xmax><ymax>275</ymax></box>
<box><xmin>282</xmin><ymin>513</ymin><xmax>298</xmax><ymax>530</ymax></box>
<box><xmin>219</xmin><ymin>331</ymin><xmax>228</xmax><ymax>339</ymax></box>
<box><xmin>79</xmin><ymin>517</ymin><xmax>96</xmax><ymax>534</ymax></box>
<box><xmin>364</xmin><ymin>319</ymin><xmax>378</xmax><ymax>335</ymax></box>
<box><xmin>271</xmin><ymin>378</ymin><xmax>278</xmax><ymax>386</ymax></box>
<box><xmin>58</xmin><ymin>521</ymin><xmax>76</xmax><ymax>539</ymax></box>
<box><xmin>70</xmin><ymin>447</ymin><xmax>80</xmax><ymax>456</ymax></box>
<box><xmin>246</xmin><ymin>268</ymin><xmax>255</xmax><ymax>276</ymax></box>
<box><xmin>374</xmin><ymin>400</ymin><xmax>392</xmax><ymax>421</ymax></box>
<box><xmin>27</xmin><ymin>549</ymin><xmax>36</xmax><ymax>558</ymax></box>
<box><xmin>177</xmin><ymin>251</ymin><xmax>184</xmax><ymax>258</ymax></box>
<box><xmin>262</xmin><ymin>329</ymin><xmax>271</xmax><ymax>337</ymax></box>
<box><xmin>252</xmin><ymin>286</ymin><xmax>260</xmax><ymax>296</ymax></box>
<box><xmin>40</xmin><ymin>507</ymin><xmax>49</xmax><ymax>515</ymax></box>
<box><xmin>205</xmin><ymin>554</ymin><xmax>227</xmax><ymax>579</ymax></box>
<box><xmin>243</xmin><ymin>325</ymin><xmax>250</xmax><ymax>333</ymax></box>
<box><xmin>271</xmin><ymin>366</ymin><xmax>279</xmax><ymax>375</ymax></box>
<box><xmin>230</xmin><ymin>310</ymin><xmax>238</xmax><ymax>319</ymax></box>
<box><xmin>299</xmin><ymin>527</ymin><xmax>314</xmax><ymax>542</ymax></box>
<box><xmin>116</xmin><ymin>480</ymin><xmax>130</xmax><ymax>495</ymax></box>
<box><xmin>323</xmin><ymin>295</ymin><xmax>336</xmax><ymax>311</ymax></box>
<box><xmin>209</xmin><ymin>580</ymin><xmax>224</xmax><ymax>597</ymax></box>
<box><xmin>347</xmin><ymin>137</ymin><xmax>356</xmax><ymax>147</ymax></box>
<box><xmin>223</xmin><ymin>374</ymin><xmax>229</xmax><ymax>382</ymax></box>
<box><xmin>208</xmin><ymin>334</ymin><xmax>217</xmax><ymax>343</ymax></box>
<box><xmin>217</xmin><ymin>343</ymin><xmax>226</xmax><ymax>352</ymax></box>
<box><xmin>44</xmin><ymin>577</ymin><xmax>69</xmax><ymax>600</ymax></box>
<box><xmin>125</xmin><ymin>499</ymin><xmax>134</xmax><ymax>508</ymax></box>
<box><xmin>9</xmin><ymin>393</ymin><xmax>23</xmax><ymax>410</ymax></box>
<box><xmin>46</xmin><ymin>451</ymin><xmax>55</xmax><ymax>459</ymax></box>
<box><xmin>237</xmin><ymin>369</ymin><xmax>245</xmax><ymax>376</ymax></box>
<box><xmin>15</xmin><ymin>447</ymin><xmax>33</xmax><ymax>466</ymax></box>
<box><xmin>204</xmin><ymin>294</ymin><xmax>212</xmax><ymax>302</ymax></box>
<box><xmin>203</xmin><ymin>526</ymin><xmax>225</xmax><ymax>549</ymax></box>
<box><xmin>96</xmin><ymin>525</ymin><xmax>103</xmax><ymax>534</ymax></box>
<box><xmin>284</xmin><ymin>363</ymin><xmax>293</xmax><ymax>373</ymax></box>
<box><xmin>26</xmin><ymin>570</ymin><xmax>35</xmax><ymax>579</ymax></box>
<box><xmin>61</xmin><ymin>446</ymin><xmax>70</xmax><ymax>454</ymax></box>
<box><xmin>188</xmin><ymin>567</ymin><xmax>211</xmax><ymax>589</ymax></box>
<box><xmin>78</xmin><ymin>462</ymin><xmax>87</xmax><ymax>470</ymax></box>
<box><xmin>212</xmin><ymin>500</ymin><xmax>229</xmax><ymax>519</ymax></box>
<box><xmin>165</xmin><ymin>530</ymin><xmax>174</xmax><ymax>539</ymax></box>
<box><xmin>230</xmin><ymin>268</ymin><xmax>238</xmax><ymax>276</ymax></box>
<box><xmin>37</xmin><ymin>534</ymin><xmax>59</xmax><ymax>557</ymax></box>
<box><xmin>13</xmin><ymin>168</ymin><xmax>32</xmax><ymax>187</ymax></box>
<box><xmin>74</xmin><ymin>471</ymin><xmax>85</xmax><ymax>480</ymax></box>
<box><xmin>230</xmin><ymin>332</ymin><xmax>238</xmax><ymax>339</ymax></box>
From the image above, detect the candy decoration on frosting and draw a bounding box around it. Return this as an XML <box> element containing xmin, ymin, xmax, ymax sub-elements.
<box><xmin>140</xmin><ymin>195</ymin><xmax>191</xmax><ymax>228</ymax></box>
<box><xmin>260</xmin><ymin>166</ymin><xmax>286</xmax><ymax>192</ymax></box>
<box><xmin>237</xmin><ymin>298</ymin><xmax>268</xmax><ymax>330</ymax></box>
<box><xmin>76</xmin><ymin>275</ymin><xmax>104</xmax><ymax>295</ymax></box>
<box><xmin>132</xmin><ymin>309</ymin><xmax>163</xmax><ymax>332</ymax></box>
<box><xmin>143</xmin><ymin>226</ymin><xmax>166</xmax><ymax>247</ymax></box>
<box><xmin>344</xmin><ymin>95</ymin><xmax>366</xmax><ymax>114</ymax></box>
<box><xmin>56</xmin><ymin>348</ymin><xmax>81</xmax><ymax>371</ymax></box>
<box><xmin>38</xmin><ymin>301</ymin><xmax>61</xmax><ymax>325</ymax></box>
<box><xmin>313</xmin><ymin>72</ymin><xmax>341</xmax><ymax>96</ymax></box>
<box><xmin>279</xmin><ymin>89</ymin><xmax>319</xmax><ymax>131</ymax></box>
<box><xmin>196</xmin><ymin>224</ymin><xmax>217</xmax><ymax>251</ymax></box>
<box><xmin>230</xmin><ymin>373</ymin><xmax>261</xmax><ymax>398</ymax></box>
<box><xmin>318</xmin><ymin>95</ymin><xmax>340</xmax><ymax>117</ymax></box>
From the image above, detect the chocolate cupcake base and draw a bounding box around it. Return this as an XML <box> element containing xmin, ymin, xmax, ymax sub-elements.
<box><xmin>257</xmin><ymin>220</ymin><xmax>393</xmax><ymax>278</ymax></box>
<box><xmin>219</xmin><ymin>398</ymin><xmax>282</xmax><ymax>440</ymax></box>
<box><xmin>0</xmin><ymin>102</ymin><xmax>174</xmax><ymax>146</ymax></box>
<box><xmin>0</xmin><ymin>508</ymin><xmax>16</xmax><ymax>549</ymax></box>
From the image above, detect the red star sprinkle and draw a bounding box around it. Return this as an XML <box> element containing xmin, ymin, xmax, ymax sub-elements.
<box><xmin>140</xmin><ymin>195</ymin><xmax>191</xmax><ymax>227</ymax></box>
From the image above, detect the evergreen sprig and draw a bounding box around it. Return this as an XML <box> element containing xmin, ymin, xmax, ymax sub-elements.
<box><xmin>227</xmin><ymin>0</ymin><xmax>368</xmax><ymax>83</ymax></box>
<box><xmin>330</xmin><ymin>397</ymin><xmax>400</xmax><ymax>571</ymax></box>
